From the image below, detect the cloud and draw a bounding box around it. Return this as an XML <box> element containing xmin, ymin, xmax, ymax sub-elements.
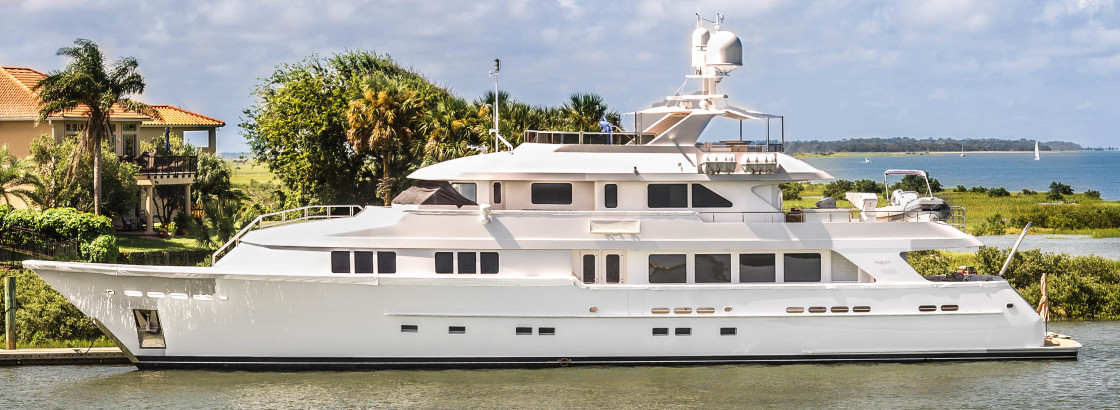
<box><xmin>928</xmin><ymin>89</ymin><xmax>948</xmax><ymax>101</ymax></box>
<box><xmin>898</xmin><ymin>0</ymin><xmax>995</xmax><ymax>32</ymax></box>
<box><xmin>1075</xmin><ymin>100</ymin><xmax>1094</xmax><ymax>110</ymax></box>
<box><xmin>1087</xmin><ymin>52</ymin><xmax>1120</xmax><ymax>72</ymax></box>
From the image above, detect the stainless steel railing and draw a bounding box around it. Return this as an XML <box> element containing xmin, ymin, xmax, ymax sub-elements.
<box><xmin>211</xmin><ymin>205</ymin><xmax>364</xmax><ymax>265</ymax></box>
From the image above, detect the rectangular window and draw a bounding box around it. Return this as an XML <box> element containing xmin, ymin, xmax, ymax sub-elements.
<box><xmin>401</xmin><ymin>325</ymin><xmax>418</xmax><ymax>333</ymax></box>
<box><xmin>331</xmin><ymin>251</ymin><xmax>350</xmax><ymax>273</ymax></box>
<box><xmin>480</xmin><ymin>252</ymin><xmax>499</xmax><ymax>274</ymax></box>
<box><xmin>531</xmin><ymin>183</ymin><xmax>573</xmax><ymax>204</ymax></box>
<box><xmin>451</xmin><ymin>182</ymin><xmax>477</xmax><ymax>202</ymax></box>
<box><xmin>435</xmin><ymin>252</ymin><xmax>454</xmax><ymax>274</ymax></box>
<box><xmin>739</xmin><ymin>254</ymin><xmax>777</xmax><ymax>282</ymax></box>
<box><xmin>692</xmin><ymin>184</ymin><xmax>733</xmax><ymax>207</ymax></box>
<box><xmin>354</xmin><ymin>251</ymin><xmax>374</xmax><ymax>274</ymax></box>
<box><xmin>516</xmin><ymin>327</ymin><xmax>533</xmax><ymax>335</ymax></box>
<box><xmin>831</xmin><ymin>252</ymin><xmax>858</xmax><ymax>282</ymax></box>
<box><xmin>458</xmin><ymin>252</ymin><xmax>476</xmax><ymax>274</ymax></box>
<box><xmin>122</xmin><ymin>123</ymin><xmax>137</xmax><ymax>132</ymax></box>
<box><xmin>675</xmin><ymin>327</ymin><xmax>691</xmax><ymax>336</ymax></box>
<box><xmin>721</xmin><ymin>327</ymin><xmax>737</xmax><ymax>335</ymax></box>
<box><xmin>378</xmin><ymin>251</ymin><xmax>397</xmax><ymax>274</ymax></box>
<box><xmin>695</xmin><ymin>254</ymin><xmax>731</xmax><ymax>283</ymax></box>
<box><xmin>785</xmin><ymin>253</ymin><xmax>822</xmax><ymax>282</ymax></box>
<box><xmin>493</xmin><ymin>182</ymin><xmax>502</xmax><ymax>204</ymax></box>
<box><xmin>652</xmin><ymin>327</ymin><xmax>669</xmax><ymax>336</ymax></box>
<box><xmin>647</xmin><ymin>184</ymin><xmax>688</xmax><ymax>208</ymax></box>
<box><xmin>582</xmin><ymin>254</ymin><xmax>596</xmax><ymax>283</ymax></box>
<box><xmin>539</xmin><ymin>327</ymin><xmax>555</xmax><ymax>335</ymax></box>
<box><xmin>449</xmin><ymin>326</ymin><xmax>466</xmax><ymax>334</ymax></box>
<box><xmin>605</xmin><ymin>254</ymin><xmax>621</xmax><ymax>284</ymax></box>
<box><xmin>605</xmin><ymin>184</ymin><xmax>618</xmax><ymax>208</ymax></box>
<box><xmin>648</xmin><ymin>254</ymin><xmax>686</xmax><ymax>283</ymax></box>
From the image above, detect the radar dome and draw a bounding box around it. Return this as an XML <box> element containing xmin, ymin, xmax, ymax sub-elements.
<box><xmin>705</xmin><ymin>31</ymin><xmax>742</xmax><ymax>72</ymax></box>
<box><xmin>691</xmin><ymin>27</ymin><xmax>711</xmax><ymax>70</ymax></box>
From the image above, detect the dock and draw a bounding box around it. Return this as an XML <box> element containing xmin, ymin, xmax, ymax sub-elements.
<box><xmin>0</xmin><ymin>347</ymin><xmax>130</xmax><ymax>366</ymax></box>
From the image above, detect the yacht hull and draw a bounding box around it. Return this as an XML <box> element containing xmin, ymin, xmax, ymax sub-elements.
<box><xmin>26</xmin><ymin>261</ymin><xmax>1079</xmax><ymax>370</ymax></box>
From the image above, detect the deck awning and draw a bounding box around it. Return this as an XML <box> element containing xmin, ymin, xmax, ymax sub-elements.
<box><xmin>719</xmin><ymin>105</ymin><xmax>782</xmax><ymax>120</ymax></box>
<box><xmin>392</xmin><ymin>180</ymin><xmax>477</xmax><ymax>208</ymax></box>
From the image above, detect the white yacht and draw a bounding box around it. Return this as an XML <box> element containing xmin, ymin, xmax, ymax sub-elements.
<box><xmin>25</xmin><ymin>18</ymin><xmax>1079</xmax><ymax>369</ymax></box>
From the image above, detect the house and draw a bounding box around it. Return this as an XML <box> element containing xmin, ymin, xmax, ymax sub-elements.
<box><xmin>1</xmin><ymin>66</ymin><xmax>225</xmax><ymax>233</ymax></box>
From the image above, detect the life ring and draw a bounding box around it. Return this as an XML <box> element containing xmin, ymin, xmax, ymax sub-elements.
<box><xmin>558</xmin><ymin>357</ymin><xmax>571</xmax><ymax>367</ymax></box>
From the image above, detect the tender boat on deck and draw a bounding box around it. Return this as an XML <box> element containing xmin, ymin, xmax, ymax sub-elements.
<box><xmin>24</xmin><ymin>16</ymin><xmax>1078</xmax><ymax>369</ymax></box>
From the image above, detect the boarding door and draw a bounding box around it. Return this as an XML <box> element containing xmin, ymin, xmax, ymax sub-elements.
<box><xmin>579</xmin><ymin>251</ymin><xmax>625</xmax><ymax>284</ymax></box>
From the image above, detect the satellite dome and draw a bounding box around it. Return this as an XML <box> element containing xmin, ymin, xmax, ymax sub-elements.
<box><xmin>705</xmin><ymin>31</ymin><xmax>742</xmax><ymax>73</ymax></box>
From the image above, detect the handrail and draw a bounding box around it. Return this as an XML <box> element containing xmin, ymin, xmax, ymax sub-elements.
<box><xmin>211</xmin><ymin>205</ymin><xmax>364</xmax><ymax>265</ymax></box>
<box><xmin>523</xmin><ymin>130</ymin><xmax>656</xmax><ymax>145</ymax></box>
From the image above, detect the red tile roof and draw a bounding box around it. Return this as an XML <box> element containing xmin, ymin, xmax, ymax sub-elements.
<box><xmin>144</xmin><ymin>105</ymin><xmax>225</xmax><ymax>127</ymax></box>
<box><xmin>0</xmin><ymin>66</ymin><xmax>220</xmax><ymax>127</ymax></box>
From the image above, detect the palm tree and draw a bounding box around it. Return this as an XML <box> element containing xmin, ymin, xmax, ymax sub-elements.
<box><xmin>563</xmin><ymin>93</ymin><xmax>609</xmax><ymax>131</ymax></box>
<box><xmin>34</xmin><ymin>38</ymin><xmax>160</xmax><ymax>215</ymax></box>
<box><xmin>0</xmin><ymin>143</ymin><xmax>43</xmax><ymax>208</ymax></box>
<box><xmin>345</xmin><ymin>73</ymin><xmax>427</xmax><ymax>205</ymax></box>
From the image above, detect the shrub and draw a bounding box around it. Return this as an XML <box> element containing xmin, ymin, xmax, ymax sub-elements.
<box><xmin>973</xmin><ymin>213</ymin><xmax>1008</xmax><ymax>236</ymax></box>
<box><xmin>969</xmin><ymin>186</ymin><xmax>988</xmax><ymax>193</ymax></box>
<box><xmin>1049</xmin><ymin>181</ymin><xmax>1074</xmax><ymax>195</ymax></box>
<box><xmin>779</xmin><ymin>182</ymin><xmax>804</xmax><ymax>200</ymax></box>
<box><xmin>954</xmin><ymin>185</ymin><xmax>968</xmax><ymax>192</ymax></box>
<box><xmin>81</xmin><ymin>235</ymin><xmax>119</xmax><ymax>263</ymax></box>
<box><xmin>1085</xmin><ymin>189</ymin><xmax>1101</xmax><ymax>199</ymax></box>
<box><xmin>1021</xmin><ymin>189</ymin><xmax>1036</xmax><ymax>195</ymax></box>
<box><xmin>987</xmin><ymin>187</ymin><xmax>1010</xmax><ymax>197</ymax></box>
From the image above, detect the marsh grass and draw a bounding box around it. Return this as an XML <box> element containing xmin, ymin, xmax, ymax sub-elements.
<box><xmin>227</xmin><ymin>159</ymin><xmax>277</xmax><ymax>186</ymax></box>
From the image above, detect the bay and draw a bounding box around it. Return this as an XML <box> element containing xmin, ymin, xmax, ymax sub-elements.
<box><xmin>1</xmin><ymin>321</ymin><xmax>1115</xmax><ymax>408</ymax></box>
<box><xmin>801</xmin><ymin>151</ymin><xmax>1120</xmax><ymax>200</ymax></box>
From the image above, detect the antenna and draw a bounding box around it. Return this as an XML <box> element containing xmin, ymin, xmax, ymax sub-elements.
<box><xmin>488</xmin><ymin>58</ymin><xmax>513</xmax><ymax>153</ymax></box>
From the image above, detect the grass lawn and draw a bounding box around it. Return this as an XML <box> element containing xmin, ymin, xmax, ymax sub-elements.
<box><xmin>116</xmin><ymin>235</ymin><xmax>208</xmax><ymax>252</ymax></box>
<box><xmin>227</xmin><ymin>159</ymin><xmax>277</xmax><ymax>186</ymax></box>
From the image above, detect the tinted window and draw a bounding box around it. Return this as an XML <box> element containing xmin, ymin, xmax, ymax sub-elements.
<box><xmin>695</xmin><ymin>254</ymin><xmax>731</xmax><ymax>283</ymax></box>
<box><xmin>605</xmin><ymin>184</ymin><xmax>618</xmax><ymax>208</ymax></box>
<box><xmin>648</xmin><ymin>184</ymin><xmax>687</xmax><ymax>208</ymax></box>
<box><xmin>582</xmin><ymin>254</ymin><xmax>595</xmax><ymax>283</ymax></box>
<box><xmin>378</xmin><ymin>251</ymin><xmax>396</xmax><ymax>274</ymax></box>
<box><xmin>435</xmin><ymin>252</ymin><xmax>454</xmax><ymax>274</ymax></box>
<box><xmin>648</xmin><ymin>254</ymin><xmax>686</xmax><ymax>283</ymax></box>
<box><xmin>739</xmin><ymin>254</ymin><xmax>776</xmax><ymax>282</ymax></box>
<box><xmin>480</xmin><ymin>252</ymin><xmax>499</xmax><ymax>274</ymax></box>
<box><xmin>354</xmin><ymin>251</ymin><xmax>374</xmax><ymax>273</ymax></box>
<box><xmin>692</xmin><ymin>184</ymin><xmax>733</xmax><ymax>208</ymax></box>
<box><xmin>605</xmin><ymin>254</ymin><xmax>621</xmax><ymax>284</ymax></box>
<box><xmin>458</xmin><ymin>252</ymin><xmax>477</xmax><ymax>274</ymax></box>
<box><xmin>531</xmin><ymin>183</ymin><xmax>573</xmax><ymax>204</ymax></box>
<box><xmin>331</xmin><ymin>251</ymin><xmax>350</xmax><ymax>273</ymax></box>
<box><xmin>785</xmin><ymin>253</ymin><xmax>822</xmax><ymax>282</ymax></box>
<box><xmin>493</xmin><ymin>182</ymin><xmax>502</xmax><ymax>204</ymax></box>
<box><xmin>451</xmin><ymin>182</ymin><xmax>476</xmax><ymax>202</ymax></box>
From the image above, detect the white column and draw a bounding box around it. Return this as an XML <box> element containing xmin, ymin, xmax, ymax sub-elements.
<box><xmin>184</xmin><ymin>184</ymin><xmax>192</xmax><ymax>220</ymax></box>
<box><xmin>144</xmin><ymin>185</ymin><xmax>155</xmax><ymax>235</ymax></box>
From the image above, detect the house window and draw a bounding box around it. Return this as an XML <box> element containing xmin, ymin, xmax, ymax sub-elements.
<box><xmin>739</xmin><ymin>254</ymin><xmax>776</xmax><ymax>282</ymax></box>
<box><xmin>435</xmin><ymin>252</ymin><xmax>454</xmax><ymax>274</ymax></box>
<box><xmin>378</xmin><ymin>251</ymin><xmax>397</xmax><ymax>274</ymax></box>
<box><xmin>605</xmin><ymin>254</ymin><xmax>621</xmax><ymax>284</ymax></box>
<box><xmin>582</xmin><ymin>254</ymin><xmax>596</xmax><ymax>283</ymax></box>
<box><xmin>695</xmin><ymin>254</ymin><xmax>731</xmax><ymax>283</ymax></box>
<box><xmin>648</xmin><ymin>254</ymin><xmax>686</xmax><ymax>283</ymax></box>
<box><xmin>122</xmin><ymin>123</ymin><xmax>137</xmax><ymax>132</ymax></box>
<box><xmin>531</xmin><ymin>183</ymin><xmax>572</xmax><ymax>205</ymax></box>
<box><xmin>354</xmin><ymin>251</ymin><xmax>374</xmax><ymax>273</ymax></box>
<box><xmin>493</xmin><ymin>182</ymin><xmax>502</xmax><ymax>204</ymax></box>
<box><xmin>691</xmin><ymin>184</ymin><xmax>733</xmax><ymax>208</ymax></box>
<box><xmin>480</xmin><ymin>252</ymin><xmax>499</xmax><ymax>274</ymax></box>
<box><xmin>451</xmin><ymin>182</ymin><xmax>477</xmax><ymax>202</ymax></box>
<box><xmin>785</xmin><ymin>253</ymin><xmax>822</xmax><ymax>282</ymax></box>
<box><xmin>605</xmin><ymin>184</ymin><xmax>618</xmax><ymax>208</ymax></box>
<box><xmin>331</xmin><ymin>251</ymin><xmax>350</xmax><ymax>273</ymax></box>
<box><xmin>647</xmin><ymin>184</ymin><xmax>688</xmax><ymax>208</ymax></box>
<box><xmin>457</xmin><ymin>252</ymin><xmax>476</xmax><ymax>274</ymax></box>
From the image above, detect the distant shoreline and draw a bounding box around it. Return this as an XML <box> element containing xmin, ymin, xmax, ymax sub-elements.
<box><xmin>792</xmin><ymin>150</ymin><xmax>1112</xmax><ymax>158</ymax></box>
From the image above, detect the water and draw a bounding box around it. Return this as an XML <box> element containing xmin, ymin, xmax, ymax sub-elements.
<box><xmin>1</xmin><ymin>321</ymin><xmax>1115</xmax><ymax>408</ymax></box>
<box><xmin>801</xmin><ymin>151</ymin><xmax>1120</xmax><ymax>200</ymax></box>
<box><xmin>979</xmin><ymin>234</ymin><xmax>1120</xmax><ymax>260</ymax></box>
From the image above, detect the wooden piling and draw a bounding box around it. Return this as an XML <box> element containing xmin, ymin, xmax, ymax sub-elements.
<box><xmin>4</xmin><ymin>275</ymin><xmax>14</xmax><ymax>350</ymax></box>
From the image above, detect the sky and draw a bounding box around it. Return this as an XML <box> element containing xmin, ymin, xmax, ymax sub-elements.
<box><xmin>2</xmin><ymin>0</ymin><xmax>1118</xmax><ymax>152</ymax></box>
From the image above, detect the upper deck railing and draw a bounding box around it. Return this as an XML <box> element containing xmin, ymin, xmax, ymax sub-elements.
<box><xmin>524</xmin><ymin>130</ymin><xmax>656</xmax><ymax>146</ymax></box>
<box><xmin>131</xmin><ymin>155</ymin><xmax>198</xmax><ymax>177</ymax></box>
<box><xmin>211</xmin><ymin>205</ymin><xmax>364</xmax><ymax>265</ymax></box>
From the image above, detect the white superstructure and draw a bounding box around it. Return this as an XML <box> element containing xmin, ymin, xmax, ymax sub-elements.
<box><xmin>25</xmin><ymin>16</ymin><xmax>1079</xmax><ymax>369</ymax></box>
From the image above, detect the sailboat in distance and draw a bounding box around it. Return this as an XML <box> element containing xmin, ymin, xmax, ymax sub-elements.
<box><xmin>960</xmin><ymin>142</ymin><xmax>965</xmax><ymax>157</ymax></box>
<box><xmin>1034</xmin><ymin>141</ymin><xmax>1040</xmax><ymax>160</ymax></box>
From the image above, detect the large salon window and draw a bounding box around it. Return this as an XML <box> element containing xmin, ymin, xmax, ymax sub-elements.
<box><xmin>458</xmin><ymin>252</ymin><xmax>477</xmax><ymax>274</ymax></box>
<box><xmin>695</xmin><ymin>254</ymin><xmax>731</xmax><ymax>283</ymax></box>
<box><xmin>531</xmin><ymin>183</ymin><xmax>573</xmax><ymax>205</ymax></box>
<box><xmin>480</xmin><ymin>252</ymin><xmax>499</xmax><ymax>274</ymax></box>
<box><xmin>604</xmin><ymin>184</ymin><xmax>618</xmax><ymax>208</ymax></box>
<box><xmin>648</xmin><ymin>254</ymin><xmax>686</xmax><ymax>283</ymax></box>
<box><xmin>785</xmin><ymin>253</ymin><xmax>822</xmax><ymax>282</ymax></box>
<box><xmin>605</xmin><ymin>254</ymin><xmax>621</xmax><ymax>284</ymax></box>
<box><xmin>691</xmin><ymin>184</ymin><xmax>733</xmax><ymax>208</ymax></box>
<box><xmin>451</xmin><ymin>182</ymin><xmax>477</xmax><ymax>202</ymax></box>
<box><xmin>739</xmin><ymin>254</ymin><xmax>776</xmax><ymax>282</ymax></box>
<box><xmin>647</xmin><ymin>184</ymin><xmax>688</xmax><ymax>208</ymax></box>
<box><xmin>378</xmin><ymin>251</ymin><xmax>397</xmax><ymax>274</ymax></box>
<box><xmin>354</xmin><ymin>251</ymin><xmax>375</xmax><ymax>274</ymax></box>
<box><xmin>331</xmin><ymin>251</ymin><xmax>350</xmax><ymax>273</ymax></box>
<box><xmin>435</xmin><ymin>252</ymin><xmax>454</xmax><ymax>274</ymax></box>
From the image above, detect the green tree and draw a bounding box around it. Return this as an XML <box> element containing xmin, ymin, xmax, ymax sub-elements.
<box><xmin>346</xmin><ymin>73</ymin><xmax>429</xmax><ymax>205</ymax></box>
<box><xmin>28</xmin><ymin>135</ymin><xmax>139</xmax><ymax>218</ymax></box>
<box><xmin>0</xmin><ymin>144</ymin><xmax>43</xmax><ymax>207</ymax></box>
<box><xmin>34</xmin><ymin>38</ymin><xmax>159</xmax><ymax>215</ymax></box>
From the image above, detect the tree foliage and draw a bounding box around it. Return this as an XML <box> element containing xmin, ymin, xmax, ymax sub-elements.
<box><xmin>0</xmin><ymin>143</ymin><xmax>43</xmax><ymax>208</ymax></box>
<box><xmin>28</xmin><ymin>135</ymin><xmax>139</xmax><ymax>219</ymax></box>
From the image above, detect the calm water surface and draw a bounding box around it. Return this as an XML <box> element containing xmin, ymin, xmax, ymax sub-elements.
<box><xmin>2</xmin><ymin>321</ymin><xmax>1115</xmax><ymax>408</ymax></box>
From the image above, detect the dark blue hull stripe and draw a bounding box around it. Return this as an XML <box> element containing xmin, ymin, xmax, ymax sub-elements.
<box><xmin>134</xmin><ymin>350</ymin><xmax>1078</xmax><ymax>370</ymax></box>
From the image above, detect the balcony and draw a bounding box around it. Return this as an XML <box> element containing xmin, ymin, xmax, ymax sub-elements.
<box><xmin>130</xmin><ymin>155</ymin><xmax>198</xmax><ymax>186</ymax></box>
